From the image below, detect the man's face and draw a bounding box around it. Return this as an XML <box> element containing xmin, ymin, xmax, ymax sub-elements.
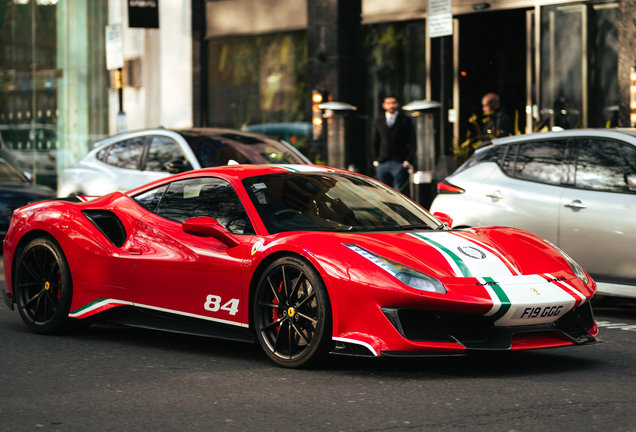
<box><xmin>482</xmin><ymin>97</ymin><xmax>497</xmax><ymax>113</ymax></box>
<box><xmin>382</xmin><ymin>97</ymin><xmax>399</xmax><ymax>114</ymax></box>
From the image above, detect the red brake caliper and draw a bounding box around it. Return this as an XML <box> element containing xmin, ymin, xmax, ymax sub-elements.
<box><xmin>271</xmin><ymin>281</ymin><xmax>284</xmax><ymax>332</ymax></box>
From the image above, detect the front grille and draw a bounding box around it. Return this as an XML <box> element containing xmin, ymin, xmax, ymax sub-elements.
<box><xmin>393</xmin><ymin>309</ymin><xmax>494</xmax><ymax>343</ymax></box>
<box><xmin>555</xmin><ymin>302</ymin><xmax>595</xmax><ymax>331</ymax></box>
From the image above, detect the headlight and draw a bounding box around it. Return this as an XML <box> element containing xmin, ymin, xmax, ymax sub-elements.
<box><xmin>542</xmin><ymin>239</ymin><xmax>589</xmax><ymax>285</ymax></box>
<box><xmin>343</xmin><ymin>243</ymin><xmax>446</xmax><ymax>293</ymax></box>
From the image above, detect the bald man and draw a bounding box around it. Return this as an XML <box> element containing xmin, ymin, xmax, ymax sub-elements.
<box><xmin>481</xmin><ymin>93</ymin><xmax>513</xmax><ymax>138</ymax></box>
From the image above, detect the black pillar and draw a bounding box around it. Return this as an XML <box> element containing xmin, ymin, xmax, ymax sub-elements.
<box><xmin>307</xmin><ymin>0</ymin><xmax>365</xmax><ymax>171</ymax></box>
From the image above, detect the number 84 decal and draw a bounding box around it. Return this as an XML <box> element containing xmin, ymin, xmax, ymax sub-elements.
<box><xmin>204</xmin><ymin>295</ymin><xmax>240</xmax><ymax>315</ymax></box>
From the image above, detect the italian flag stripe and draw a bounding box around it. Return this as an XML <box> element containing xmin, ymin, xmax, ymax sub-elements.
<box><xmin>69</xmin><ymin>298</ymin><xmax>132</xmax><ymax>318</ymax></box>
<box><xmin>278</xmin><ymin>165</ymin><xmax>300</xmax><ymax>172</ymax></box>
<box><xmin>452</xmin><ymin>231</ymin><xmax>521</xmax><ymax>276</ymax></box>
<box><xmin>411</xmin><ymin>232</ymin><xmax>472</xmax><ymax>277</ymax></box>
<box><xmin>484</xmin><ymin>277</ymin><xmax>511</xmax><ymax>321</ymax></box>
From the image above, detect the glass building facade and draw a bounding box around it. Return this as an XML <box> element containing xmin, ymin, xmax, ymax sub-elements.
<box><xmin>0</xmin><ymin>0</ymin><xmax>108</xmax><ymax>189</ymax></box>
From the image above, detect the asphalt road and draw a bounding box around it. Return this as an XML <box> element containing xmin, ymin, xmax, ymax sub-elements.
<box><xmin>1</xmin><ymin>260</ymin><xmax>635</xmax><ymax>431</ymax></box>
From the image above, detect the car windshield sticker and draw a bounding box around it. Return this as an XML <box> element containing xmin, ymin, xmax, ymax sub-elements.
<box><xmin>253</xmin><ymin>183</ymin><xmax>267</xmax><ymax>190</ymax></box>
<box><xmin>275</xmin><ymin>165</ymin><xmax>330</xmax><ymax>173</ymax></box>
<box><xmin>184</xmin><ymin>184</ymin><xmax>204</xmax><ymax>199</ymax></box>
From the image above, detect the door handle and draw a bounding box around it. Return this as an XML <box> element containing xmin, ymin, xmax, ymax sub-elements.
<box><xmin>486</xmin><ymin>191</ymin><xmax>504</xmax><ymax>199</ymax></box>
<box><xmin>564</xmin><ymin>200</ymin><xmax>587</xmax><ymax>210</ymax></box>
<box><xmin>128</xmin><ymin>247</ymin><xmax>142</xmax><ymax>255</ymax></box>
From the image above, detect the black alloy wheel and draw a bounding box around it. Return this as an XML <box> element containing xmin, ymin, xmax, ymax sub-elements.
<box><xmin>14</xmin><ymin>236</ymin><xmax>76</xmax><ymax>334</ymax></box>
<box><xmin>254</xmin><ymin>256</ymin><xmax>332</xmax><ymax>368</ymax></box>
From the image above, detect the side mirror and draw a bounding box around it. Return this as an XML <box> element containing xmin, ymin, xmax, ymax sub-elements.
<box><xmin>182</xmin><ymin>216</ymin><xmax>239</xmax><ymax>248</ymax></box>
<box><xmin>165</xmin><ymin>158</ymin><xmax>193</xmax><ymax>174</ymax></box>
<box><xmin>23</xmin><ymin>171</ymin><xmax>33</xmax><ymax>182</ymax></box>
<box><xmin>433</xmin><ymin>212</ymin><xmax>453</xmax><ymax>228</ymax></box>
<box><xmin>627</xmin><ymin>174</ymin><xmax>636</xmax><ymax>192</ymax></box>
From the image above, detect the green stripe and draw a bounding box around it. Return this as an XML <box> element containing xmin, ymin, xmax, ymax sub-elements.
<box><xmin>412</xmin><ymin>233</ymin><xmax>472</xmax><ymax>277</ymax></box>
<box><xmin>70</xmin><ymin>298</ymin><xmax>109</xmax><ymax>315</ymax></box>
<box><xmin>278</xmin><ymin>165</ymin><xmax>300</xmax><ymax>172</ymax></box>
<box><xmin>485</xmin><ymin>277</ymin><xmax>511</xmax><ymax>321</ymax></box>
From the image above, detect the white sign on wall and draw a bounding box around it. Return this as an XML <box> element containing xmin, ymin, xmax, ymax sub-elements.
<box><xmin>428</xmin><ymin>0</ymin><xmax>453</xmax><ymax>38</ymax></box>
<box><xmin>105</xmin><ymin>23</ymin><xmax>124</xmax><ymax>70</ymax></box>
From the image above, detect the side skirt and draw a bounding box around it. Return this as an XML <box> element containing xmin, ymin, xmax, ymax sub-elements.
<box><xmin>84</xmin><ymin>305</ymin><xmax>256</xmax><ymax>344</ymax></box>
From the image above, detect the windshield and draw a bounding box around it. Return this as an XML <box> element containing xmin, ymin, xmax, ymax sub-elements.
<box><xmin>180</xmin><ymin>131</ymin><xmax>306</xmax><ymax>167</ymax></box>
<box><xmin>243</xmin><ymin>172</ymin><xmax>441</xmax><ymax>234</ymax></box>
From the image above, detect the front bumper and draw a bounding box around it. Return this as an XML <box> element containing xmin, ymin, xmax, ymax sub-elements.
<box><xmin>381</xmin><ymin>302</ymin><xmax>599</xmax><ymax>353</ymax></box>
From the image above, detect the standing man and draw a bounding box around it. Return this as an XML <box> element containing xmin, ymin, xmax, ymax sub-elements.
<box><xmin>481</xmin><ymin>92</ymin><xmax>513</xmax><ymax>138</ymax></box>
<box><xmin>372</xmin><ymin>95</ymin><xmax>414</xmax><ymax>193</ymax></box>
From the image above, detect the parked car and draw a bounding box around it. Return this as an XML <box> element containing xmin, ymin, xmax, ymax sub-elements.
<box><xmin>58</xmin><ymin>128</ymin><xmax>311</xmax><ymax>197</ymax></box>
<box><xmin>430</xmin><ymin>129</ymin><xmax>636</xmax><ymax>298</ymax></box>
<box><xmin>0</xmin><ymin>157</ymin><xmax>56</xmax><ymax>238</ymax></box>
<box><xmin>3</xmin><ymin>164</ymin><xmax>599</xmax><ymax>368</ymax></box>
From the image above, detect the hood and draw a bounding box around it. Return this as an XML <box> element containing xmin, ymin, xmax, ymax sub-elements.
<box><xmin>302</xmin><ymin>227</ymin><xmax>571</xmax><ymax>281</ymax></box>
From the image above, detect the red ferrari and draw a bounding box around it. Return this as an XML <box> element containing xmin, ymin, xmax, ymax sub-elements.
<box><xmin>2</xmin><ymin>165</ymin><xmax>600</xmax><ymax>368</ymax></box>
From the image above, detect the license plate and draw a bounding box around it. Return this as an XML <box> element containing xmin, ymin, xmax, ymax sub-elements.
<box><xmin>511</xmin><ymin>304</ymin><xmax>566</xmax><ymax>320</ymax></box>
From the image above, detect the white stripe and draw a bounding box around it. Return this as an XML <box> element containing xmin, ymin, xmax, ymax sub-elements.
<box><xmin>545</xmin><ymin>273</ymin><xmax>586</xmax><ymax>302</ymax></box>
<box><xmin>476</xmin><ymin>276</ymin><xmax>502</xmax><ymax>317</ymax></box>
<box><xmin>453</xmin><ymin>232</ymin><xmax>521</xmax><ymax>276</ymax></box>
<box><xmin>408</xmin><ymin>233</ymin><xmax>464</xmax><ymax>277</ymax></box>
<box><xmin>332</xmin><ymin>337</ymin><xmax>378</xmax><ymax>356</ymax></box>
<box><xmin>133</xmin><ymin>302</ymin><xmax>249</xmax><ymax>328</ymax></box>
<box><xmin>68</xmin><ymin>299</ymin><xmax>133</xmax><ymax>318</ymax></box>
<box><xmin>410</xmin><ymin>232</ymin><xmax>514</xmax><ymax>278</ymax></box>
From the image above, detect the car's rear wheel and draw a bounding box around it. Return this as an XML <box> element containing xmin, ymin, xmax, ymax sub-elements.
<box><xmin>14</xmin><ymin>236</ymin><xmax>77</xmax><ymax>334</ymax></box>
<box><xmin>253</xmin><ymin>257</ymin><xmax>332</xmax><ymax>368</ymax></box>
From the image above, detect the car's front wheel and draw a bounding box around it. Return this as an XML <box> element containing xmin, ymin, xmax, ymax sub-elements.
<box><xmin>14</xmin><ymin>236</ymin><xmax>76</xmax><ymax>334</ymax></box>
<box><xmin>253</xmin><ymin>256</ymin><xmax>332</xmax><ymax>368</ymax></box>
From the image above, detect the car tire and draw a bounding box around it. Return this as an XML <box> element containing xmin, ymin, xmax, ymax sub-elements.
<box><xmin>253</xmin><ymin>256</ymin><xmax>332</xmax><ymax>368</ymax></box>
<box><xmin>14</xmin><ymin>236</ymin><xmax>78</xmax><ymax>335</ymax></box>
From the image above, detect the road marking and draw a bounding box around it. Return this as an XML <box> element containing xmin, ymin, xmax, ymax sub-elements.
<box><xmin>596</xmin><ymin>321</ymin><xmax>636</xmax><ymax>331</ymax></box>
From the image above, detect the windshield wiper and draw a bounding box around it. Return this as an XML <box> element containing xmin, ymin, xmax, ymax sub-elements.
<box><xmin>372</xmin><ymin>224</ymin><xmax>435</xmax><ymax>231</ymax></box>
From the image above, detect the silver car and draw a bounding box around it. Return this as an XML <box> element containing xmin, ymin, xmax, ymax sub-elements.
<box><xmin>58</xmin><ymin>128</ymin><xmax>310</xmax><ymax>197</ymax></box>
<box><xmin>430</xmin><ymin>129</ymin><xmax>636</xmax><ymax>298</ymax></box>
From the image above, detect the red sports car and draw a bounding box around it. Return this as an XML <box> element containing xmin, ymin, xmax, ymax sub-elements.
<box><xmin>2</xmin><ymin>165</ymin><xmax>600</xmax><ymax>368</ymax></box>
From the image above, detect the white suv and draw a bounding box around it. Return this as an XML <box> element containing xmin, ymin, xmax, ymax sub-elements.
<box><xmin>430</xmin><ymin>129</ymin><xmax>636</xmax><ymax>298</ymax></box>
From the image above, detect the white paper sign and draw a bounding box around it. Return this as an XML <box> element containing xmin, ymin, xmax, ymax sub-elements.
<box><xmin>428</xmin><ymin>0</ymin><xmax>453</xmax><ymax>38</ymax></box>
<box><xmin>105</xmin><ymin>23</ymin><xmax>124</xmax><ymax>70</ymax></box>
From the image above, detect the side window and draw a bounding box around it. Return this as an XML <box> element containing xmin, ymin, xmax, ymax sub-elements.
<box><xmin>455</xmin><ymin>144</ymin><xmax>507</xmax><ymax>174</ymax></box>
<box><xmin>133</xmin><ymin>184</ymin><xmax>169</xmax><ymax>212</ymax></box>
<box><xmin>513</xmin><ymin>140</ymin><xmax>568</xmax><ymax>185</ymax></box>
<box><xmin>155</xmin><ymin>177</ymin><xmax>254</xmax><ymax>235</ymax></box>
<box><xmin>575</xmin><ymin>139</ymin><xmax>636</xmax><ymax>193</ymax></box>
<box><xmin>102</xmin><ymin>138</ymin><xmax>146</xmax><ymax>169</ymax></box>
<box><xmin>145</xmin><ymin>136</ymin><xmax>187</xmax><ymax>172</ymax></box>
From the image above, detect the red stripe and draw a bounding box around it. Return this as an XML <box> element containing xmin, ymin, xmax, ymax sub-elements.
<box><xmin>541</xmin><ymin>273</ymin><xmax>583</xmax><ymax>308</ymax></box>
<box><xmin>451</xmin><ymin>231</ymin><xmax>520</xmax><ymax>275</ymax></box>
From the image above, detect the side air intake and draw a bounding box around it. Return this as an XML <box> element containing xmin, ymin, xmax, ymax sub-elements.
<box><xmin>82</xmin><ymin>210</ymin><xmax>127</xmax><ymax>247</ymax></box>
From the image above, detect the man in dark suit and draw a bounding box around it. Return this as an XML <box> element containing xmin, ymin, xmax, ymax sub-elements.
<box><xmin>372</xmin><ymin>95</ymin><xmax>414</xmax><ymax>192</ymax></box>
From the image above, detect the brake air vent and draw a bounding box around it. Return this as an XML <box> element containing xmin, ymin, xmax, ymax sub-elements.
<box><xmin>82</xmin><ymin>210</ymin><xmax>127</xmax><ymax>247</ymax></box>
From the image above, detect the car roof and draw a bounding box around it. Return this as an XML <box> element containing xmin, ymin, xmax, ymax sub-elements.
<box><xmin>125</xmin><ymin>164</ymin><xmax>351</xmax><ymax>196</ymax></box>
<box><xmin>488</xmin><ymin>128</ymin><xmax>636</xmax><ymax>147</ymax></box>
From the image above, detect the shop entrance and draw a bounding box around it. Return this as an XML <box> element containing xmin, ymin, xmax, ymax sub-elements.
<box><xmin>456</xmin><ymin>9</ymin><xmax>528</xmax><ymax>154</ymax></box>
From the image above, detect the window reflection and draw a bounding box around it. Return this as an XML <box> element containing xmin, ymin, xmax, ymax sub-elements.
<box><xmin>145</xmin><ymin>137</ymin><xmax>186</xmax><ymax>172</ymax></box>
<box><xmin>575</xmin><ymin>140</ymin><xmax>636</xmax><ymax>193</ymax></box>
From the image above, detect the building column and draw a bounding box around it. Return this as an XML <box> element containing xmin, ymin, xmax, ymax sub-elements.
<box><xmin>618</xmin><ymin>0</ymin><xmax>636</xmax><ymax>126</ymax></box>
<box><xmin>307</xmin><ymin>0</ymin><xmax>365</xmax><ymax>171</ymax></box>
